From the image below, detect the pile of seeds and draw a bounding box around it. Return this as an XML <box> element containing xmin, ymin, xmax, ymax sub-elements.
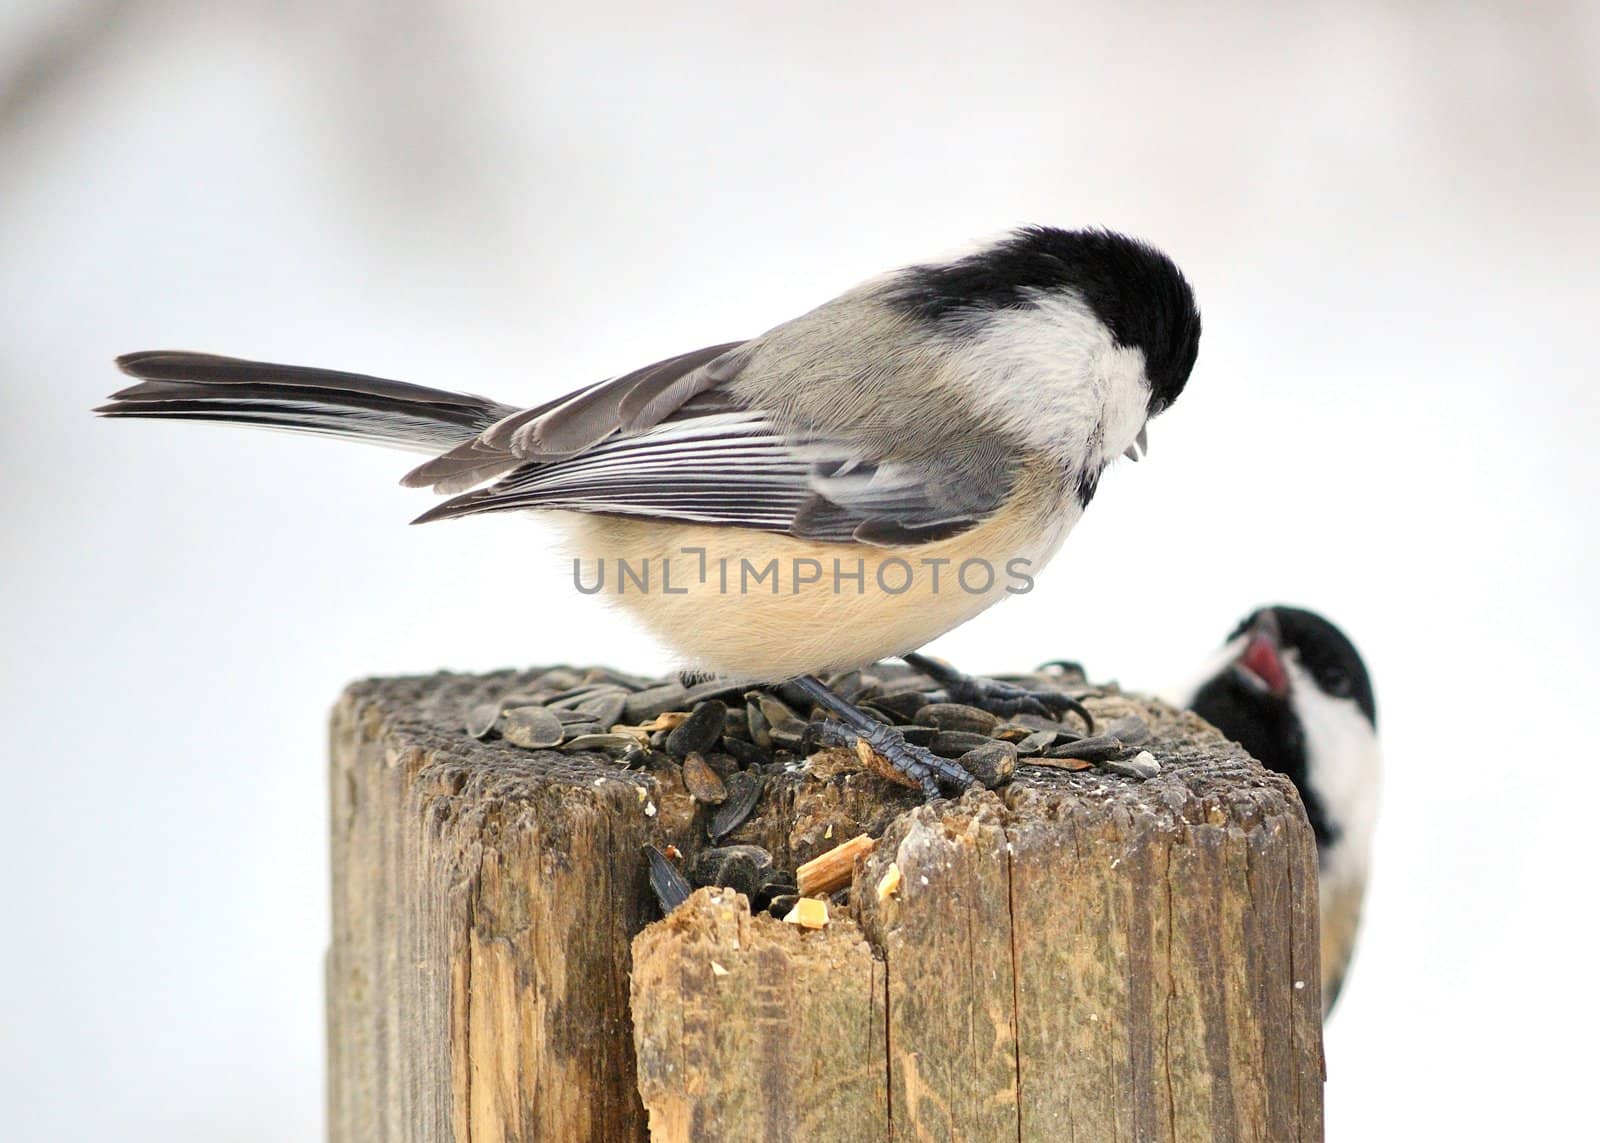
<box><xmin>459</xmin><ymin>661</ymin><xmax>1162</xmax><ymax>920</ymax></box>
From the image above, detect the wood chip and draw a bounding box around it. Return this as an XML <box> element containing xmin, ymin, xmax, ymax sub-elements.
<box><xmin>781</xmin><ymin>897</ymin><xmax>829</xmax><ymax>929</ymax></box>
<box><xmin>876</xmin><ymin>862</ymin><xmax>903</xmax><ymax>901</ymax></box>
<box><xmin>796</xmin><ymin>834</ymin><xmax>876</xmax><ymax>897</ymax></box>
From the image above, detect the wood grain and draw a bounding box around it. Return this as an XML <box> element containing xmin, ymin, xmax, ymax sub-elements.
<box><xmin>327</xmin><ymin>672</ymin><xmax>1322</xmax><ymax>1142</ymax></box>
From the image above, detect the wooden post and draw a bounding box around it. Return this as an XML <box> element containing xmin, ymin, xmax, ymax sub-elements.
<box><xmin>327</xmin><ymin>671</ymin><xmax>1323</xmax><ymax>1143</ymax></box>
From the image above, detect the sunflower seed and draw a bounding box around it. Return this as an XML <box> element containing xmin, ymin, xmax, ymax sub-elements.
<box><xmin>646</xmin><ymin>846</ymin><xmax>691</xmax><ymax>915</ymax></box>
<box><xmin>722</xmin><ymin>737</ymin><xmax>767</xmax><ymax>768</ymax></box>
<box><xmin>1045</xmin><ymin>734</ymin><xmax>1123</xmax><ymax>761</ymax></box>
<box><xmin>915</xmin><ymin>703</ymin><xmax>1002</xmax><ymax>734</ymax></box>
<box><xmin>1016</xmin><ymin>730</ymin><xmax>1060</xmax><ymax>756</ymax></box>
<box><xmin>710</xmin><ymin>770</ymin><xmax>763</xmax><ymax>840</ymax></box>
<box><xmin>744</xmin><ymin>695</ymin><xmax>772</xmax><ymax>748</ymax></box>
<box><xmin>766</xmin><ymin>893</ymin><xmax>800</xmax><ymax>920</ymax></box>
<box><xmin>551</xmin><ymin>707</ymin><xmax>600</xmax><ymax>725</ymax></box>
<box><xmin>687</xmin><ymin>845</ymin><xmax>775</xmax><ymax>898</ymax></box>
<box><xmin>682</xmin><ymin>752</ymin><xmax>728</xmax><ymax>804</ymax></box>
<box><xmin>467</xmin><ymin>702</ymin><xmax>502</xmax><ymax>739</ymax></box>
<box><xmin>623</xmin><ymin>682</ymin><xmax>691</xmax><ymax>723</ymax></box>
<box><xmin>960</xmin><ymin>739</ymin><xmax>1018</xmax><ymax>788</ymax></box>
<box><xmin>700</xmin><ymin>752</ymin><xmax>741</xmax><ymax>779</ymax></box>
<box><xmin>824</xmin><ymin>671</ymin><xmax>867</xmax><ymax>702</ymax></box>
<box><xmin>500</xmin><ymin>705</ymin><xmax>566</xmax><ymax>749</ymax></box>
<box><xmin>576</xmin><ymin>692</ymin><xmax>627</xmax><ymax>727</ymax></box>
<box><xmin>666</xmin><ymin>700</ymin><xmax>727</xmax><ymax>758</ymax></box>
<box><xmin>931</xmin><ymin>730</ymin><xmax>995</xmax><ymax>758</ymax></box>
<box><xmin>1105</xmin><ymin>715</ymin><xmax>1153</xmax><ymax>748</ymax></box>
<box><xmin>584</xmin><ymin>667</ymin><xmax>653</xmax><ymax>691</ymax></box>
<box><xmin>767</xmin><ymin>717</ymin><xmax>809</xmax><ymax>751</ymax></box>
<box><xmin>538</xmin><ymin>668</ymin><xmax>583</xmax><ymax>692</ymax></box>
<box><xmin>723</xmin><ymin>708</ymin><xmax>752</xmax><ymax>742</ymax></box>
<box><xmin>899</xmin><ymin>725</ymin><xmax>938</xmax><ymax>748</ymax></box>
<box><xmin>758</xmin><ymin>695</ymin><xmax>800</xmax><ymax>729</ymax></box>
<box><xmin>872</xmin><ymin>690</ymin><xmax>935</xmax><ymax>723</ymax></box>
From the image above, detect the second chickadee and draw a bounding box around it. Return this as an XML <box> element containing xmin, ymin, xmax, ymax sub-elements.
<box><xmin>98</xmin><ymin>225</ymin><xmax>1201</xmax><ymax>795</ymax></box>
<box><xmin>1172</xmin><ymin>606</ymin><xmax>1380</xmax><ymax>1014</ymax></box>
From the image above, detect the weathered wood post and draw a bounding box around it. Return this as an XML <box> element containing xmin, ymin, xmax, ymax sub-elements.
<box><xmin>327</xmin><ymin>668</ymin><xmax>1323</xmax><ymax>1142</ymax></box>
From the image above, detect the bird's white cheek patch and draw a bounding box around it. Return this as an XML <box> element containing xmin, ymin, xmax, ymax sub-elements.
<box><xmin>1286</xmin><ymin>658</ymin><xmax>1381</xmax><ymax>891</ymax></box>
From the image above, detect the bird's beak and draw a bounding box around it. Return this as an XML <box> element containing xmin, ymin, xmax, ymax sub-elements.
<box><xmin>1122</xmin><ymin>424</ymin><xmax>1149</xmax><ymax>462</ymax></box>
<box><xmin>1232</xmin><ymin>610</ymin><xmax>1289</xmax><ymax>698</ymax></box>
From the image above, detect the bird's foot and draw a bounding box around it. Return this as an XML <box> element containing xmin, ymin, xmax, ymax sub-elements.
<box><xmin>792</xmin><ymin>677</ymin><xmax>975</xmax><ymax>800</ymax></box>
<box><xmin>902</xmin><ymin>652</ymin><xmax>1094</xmax><ymax>732</ymax></box>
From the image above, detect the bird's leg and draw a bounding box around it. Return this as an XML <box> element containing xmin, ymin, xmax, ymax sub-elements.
<box><xmin>901</xmin><ymin>652</ymin><xmax>1095</xmax><ymax>732</ymax></box>
<box><xmin>790</xmin><ymin>675</ymin><xmax>975</xmax><ymax>800</ymax></box>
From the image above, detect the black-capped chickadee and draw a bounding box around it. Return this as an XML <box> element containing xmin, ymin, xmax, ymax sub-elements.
<box><xmin>98</xmin><ymin>226</ymin><xmax>1201</xmax><ymax>796</ymax></box>
<box><xmin>1171</xmin><ymin>606</ymin><xmax>1379</xmax><ymax>1014</ymax></box>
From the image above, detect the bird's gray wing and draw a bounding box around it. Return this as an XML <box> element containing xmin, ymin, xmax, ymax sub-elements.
<box><xmin>411</xmin><ymin>380</ymin><xmax>1014</xmax><ymax>545</ymax></box>
<box><xmin>402</xmin><ymin>341</ymin><xmax>751</xmax><ymax>493</ymax></box>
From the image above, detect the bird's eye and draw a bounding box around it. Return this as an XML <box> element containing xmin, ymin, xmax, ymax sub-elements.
<box><xmin>1320</xmin><ymin>668</ymin><xmax>1352</xmax><ymax>697</ymax></box>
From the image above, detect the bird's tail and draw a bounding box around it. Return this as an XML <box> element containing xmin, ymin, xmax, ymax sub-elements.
<box><xmin>96</xmin><ymin>351</ymin><xmax>518</xmax><ymax>454</ymax></box>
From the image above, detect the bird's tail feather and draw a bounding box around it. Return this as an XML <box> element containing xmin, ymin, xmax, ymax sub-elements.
<box><xmin>96</xmin><ymin>351</ymin><xmax>518</xmax><ymax>455</ymax></box>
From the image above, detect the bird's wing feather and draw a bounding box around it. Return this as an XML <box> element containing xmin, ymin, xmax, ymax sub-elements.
<box><xmin>411</xmin><ymin>385</ymin><xmax>1013</xmax><ymax>544</ymax></box>
<box><xmin>401</xmin><ymin>341</ymin><xmax>751</xmax><ymax>493</ymax></box>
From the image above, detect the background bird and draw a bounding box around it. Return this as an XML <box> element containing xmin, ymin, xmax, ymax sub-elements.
<box><xmin>98</xmin><ymin>224</ymin><xmax>1200</xmax><ymax>795</ymax></box>
<box><xmin>1171</xmin><ymin>605</ymin><xmax>1380</xmax><ymax>1013</ymax></box>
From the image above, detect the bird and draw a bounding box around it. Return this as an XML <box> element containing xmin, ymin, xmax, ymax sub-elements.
<box><xmin>1170</xmin><ymin>605</ymin><xmax>1379</xmax><ymax>1014</ymax></box>
<box><xmin>98</xmin><ymin>225</ymin><xmax>1201</xmax><ymax>797</ymax></box>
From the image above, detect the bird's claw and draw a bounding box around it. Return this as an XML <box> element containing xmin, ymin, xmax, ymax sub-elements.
<box><xmin>805</xmin><ymin>717</ymin><xmax>975</xmax><ymax>800</ymax></box>
<box><xmin>904</xmin><ymin>653</ymin><xmax>1094</xmax><ymax>732</ymax></box>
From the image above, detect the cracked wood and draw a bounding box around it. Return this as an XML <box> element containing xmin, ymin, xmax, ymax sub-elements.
<box><xmin>327</xmin><ymin>671</ymin><xmax>1322</xmax><ymax>1142</ymax></box>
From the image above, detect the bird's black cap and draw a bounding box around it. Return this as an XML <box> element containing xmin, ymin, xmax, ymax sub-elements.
<box><xmin>890</xmin><ymin>226</ymin><xmax>1202</xmax><ymax>415</ymax></box>
<box><xmin>1229</xmin><ymin>606</ymin><xmax>1376</xmax><ymax>728</ymax></box>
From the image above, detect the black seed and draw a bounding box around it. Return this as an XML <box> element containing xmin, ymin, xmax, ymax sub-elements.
<box><xmin>710</xmin><ymin>771</ymin><xmax>764</xmax><ymax>840</ymax></box>
<box><xmin>646</xmin><ymin>846</ymin><xmax>691</xmax><ymax>915</ymax></box>
<box><xmin>552</xmin><ymin>708</ymin><xmax>601</xmax><ymax>725</ymax></box>
<box><xmin>931</xmin><ymin>730</ymin><xmax>995</xmax><ymax>758</ymax></box>
<box><xmin>872</xmin><ymin>690</ymin><xmax>936</xmax><ymax>723</ymax></box>
<box><xmin>697</xmin><ymin>752</ymin><xmax>739</xmax><ymax>780</ymax></box>
<box><xmin>766</xmin><ymin>893</ymin><xmax>800</xmax><ymax>920</ymax></box>
<box><xmin>824</xmin><ymin>671</ymin><xmax>867</xmax><ymax>702</ymax></box>
<box><xmin>723</xmin><ymin>708</ymin><xmax>752</xmax><ymax>742</ymax></box>
<box><xmin>915</xmin><ymin>703</ymin><xmax>1002</xmax><ymax>734</ymax></box>
<box><xmin>1045</xmin><ymin>734</ymin><xmax>1123</xmax><ymax>761</ymax></box>
<box><xmin>1105</xmin><ymin>715</ymin><xmax>1152</xmax><ymax>747</ymax></box>
<box><xmin>767</xmin><ymin>718</ymin><xmax>810</xmax><ymax>751</ymax></box>
<box><xmin>899</xmin><ymin>725</ymin><xmax>939</xmax><ymax>748</ymax></box>
<box><xmin>666</xmin><ymin>700</ymin><xmax>727</xmax><ymax>758</ymax></box>
<box><xmin>576</xmin><ymin>692</ymin><xmax>627</xmax><ymax>728</ymax></box>
<box><xmin>467</xmin><ymin>702</ymin><xmax>502</xmax><ymax>739</ymax></box>
<box><xmin>753</xmin><ymin>880</ymin><xmax>798</xmax><ymax>911</ymax></box>
<box><xmin>722</xmin><ymin>737</ymin><xmax>767</xmax><ymax>769</ymax></box>
<box><xmin>500</xmin><ymin>705</ymin><xmax>566</xmax><ymax>749</ymax></box>
<box><xmin>687</xmin><ymin>845</ymin><xmax>776</xmax><ymax>898</ymax></box>
<box><xmin>1017</xmin><ymin>730</ymin><xmax>1060</xmax><ymax>756</ymax></box>
<box><xmin>623</xmin><ymin>682</ymin><xmax>690</xmax><ymax>723</ymax></box>
<box><xmin>745</xmin><ymin>697</ymin><xmax>772</xmax><ymax>748</ymax></box>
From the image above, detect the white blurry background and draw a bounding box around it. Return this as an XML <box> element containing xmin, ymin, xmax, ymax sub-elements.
<box><xmin>2</xmin><ymin>2</ymin><xmax>1596</xmax><ymax>1139</ymax></box>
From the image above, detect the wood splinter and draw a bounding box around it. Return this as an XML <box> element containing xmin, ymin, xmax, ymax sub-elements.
<box><xmin>796</xmin><ymin>833</ymin><xmax>876</xmax><ymax>898</ymax></box>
